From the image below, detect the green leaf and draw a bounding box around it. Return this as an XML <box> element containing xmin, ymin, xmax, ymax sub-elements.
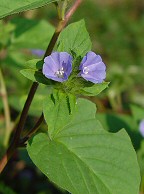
<box><xmin>56</xmin><ymin>20</ymin><xmax>92</xmax><ymax>57</ymax></box>
<box><xmin>20</xmin><ymin>69</ymin><xmax>52</xmax><ymax>85</ymax></box>
<box><xmin>28</xmin><ymin>98</ymin><xmax>140</xmax><ymax>194</ymax></box>
<box><xmin>81</xmin><ymin>82</ymin><xmax>109</xmax><ymax>96</ymax></box>
<box><xmin>70</xmin><ymin>98</ymin><xmax>97</xmax><ymax>124</ymax></box>
<box><xmin>0</xmin><ymin>0</ymin><xmax>57</xmax><ymax>19</ymax></box>
<box><xmin>96</xmin><ymin>112</ymin><xmax>142</xmax><ymax>150</ymax></box>
<box><xmin>43</xmin><ymin>91</ymin><xmax>76</xmax><ymax>139</ymax></box>
<box><xmin>25</xmin><ymin>59</ymin><xmax>43</xmax><ymax>69</ymax></box>
<box><xmin>10</xmin><ymin>18</ymin><xmax>54</xmax><ymax>49</ymax></box>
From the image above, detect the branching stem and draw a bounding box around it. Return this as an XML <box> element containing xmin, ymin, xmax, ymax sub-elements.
<box><xmin>0</xmin><ymin>0</ymin><xmax>83</xmax><ymax>173</ymax></box>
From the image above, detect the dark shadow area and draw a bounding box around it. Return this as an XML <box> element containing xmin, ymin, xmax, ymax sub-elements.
<box><xmin>106</xmin><ymin>113</ymin><xmax>143</xmax><ymax>150</ymax></box>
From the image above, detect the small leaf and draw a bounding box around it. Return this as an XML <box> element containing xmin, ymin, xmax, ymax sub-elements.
<box><xmin>56</xmin><ymin>20</ymin><xmax>92</xmax><ymax>57</ymax></box>
<box><xmin>81</xmin><ymin>82</ymin><xmax>109</xmax><ymax>96</ymax></box>
<box><xmin>25</xmin><ymin>59</ymin><xmax>43</xmax><ymax>70</ymax></box>
<box><xmin>20</xmin><ymin>69</ymin><xmax>52</xmax><ymax>85</ymax></box>
<box><xmin>0</xmin><ymin>0</ymin><xmax>57</xmax><ymax>19</ymax></box>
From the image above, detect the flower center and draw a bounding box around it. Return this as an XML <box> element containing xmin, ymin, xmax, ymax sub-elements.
<box><xmin>83</xmin><ymin>67</ymin><xmax>89</xmax><ymax>74</ymax></box>
<box><xmin>55</xmin><ymin>67</ymin><xmax>65</xmax><ymax>78</ymax></box>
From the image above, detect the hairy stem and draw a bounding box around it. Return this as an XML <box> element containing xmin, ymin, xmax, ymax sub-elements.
<box><xmin>0</xmin><ymin>0</ymin><xmax>83</xmax><ymax>173</ymax></box>
<box><xmin>22</xmin><ymin>0</ymin><xmax>83</xmax><ymax>142</ymax></box>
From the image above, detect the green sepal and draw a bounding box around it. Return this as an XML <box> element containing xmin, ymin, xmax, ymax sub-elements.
<box><xmin>80</xmin><ymin>82</ymin><xmax>109</xmax><ymax>96</ymax></box>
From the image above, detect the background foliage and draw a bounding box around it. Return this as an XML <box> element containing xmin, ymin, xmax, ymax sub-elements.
<box><xmin>0</xmin><ymin>0</ymin><xmax>144</xmax><ymax>193</ymax></box>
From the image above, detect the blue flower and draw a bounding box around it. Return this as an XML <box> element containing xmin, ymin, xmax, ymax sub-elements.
<box><xmin>139</xmin><ymin>120</ymin><xmax>144</xmax><ymax>137</ymax></box>
<box><xmin>42</xmin><ymin>52</ymin><xmax>73</xmax><ymax>82</ymax></box>
<box><xmin>79</xmin><ymin>51</ymin><xmax>106</xmax><ymax>83</ymax></box>
<box><xmin>31</xmin><ymin>49</ymin><xmax>45</xmax><ymax>57</ymax></box>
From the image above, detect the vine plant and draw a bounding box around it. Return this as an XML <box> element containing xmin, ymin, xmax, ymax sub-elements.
<box><xmin>0</xmin><ymin>0</ymin><xmax>141</xmax><ymax>194</ymax></box>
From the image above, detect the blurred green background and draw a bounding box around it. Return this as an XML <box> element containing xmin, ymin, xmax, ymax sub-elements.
<box><xmin>0</xmin><ymin>0</ymin><xmax>144</xmax><ymax>193</ymax></box>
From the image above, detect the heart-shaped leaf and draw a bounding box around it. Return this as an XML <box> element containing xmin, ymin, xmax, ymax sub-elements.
<box><xmin>27</xmin><ymin>98</ymin><xmax>140</xmax><ymax>194</ymax></box>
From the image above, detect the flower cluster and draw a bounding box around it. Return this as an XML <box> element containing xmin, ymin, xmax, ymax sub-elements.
<box><xmin>42</xmin><ymin>51</ymin><xmax>106</xmax><ymax>83</ymax></box>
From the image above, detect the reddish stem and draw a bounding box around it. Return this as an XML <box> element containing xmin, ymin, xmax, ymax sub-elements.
<box><xmin>0</xmin><ymin>0</ymin><xmax>83</xmax><ymax>173</ymax></box>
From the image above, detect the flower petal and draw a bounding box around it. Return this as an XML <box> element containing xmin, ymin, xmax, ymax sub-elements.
<box><xmin>42</xmin><ymin>52</ymin><xmax>72</xmax><ymax>82</ymax></box>
<box><xmin>79</xmin><ymin>51</ymin><xmax>106</xmax><ymax>83</ymax></box>
<box><xmin>80</xmin><ymin>51</ymin><xmax>102</xmax><ymax>68</ymax></box>
<box><xmin>80</xmin><ymin>71</ymin><xmax>106</xmax><ymax>83</ymax></box>
<box><xmin>43</xmin><ymin>56</ymin><xmax>57</xmax><ymax>76</ymax></box>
